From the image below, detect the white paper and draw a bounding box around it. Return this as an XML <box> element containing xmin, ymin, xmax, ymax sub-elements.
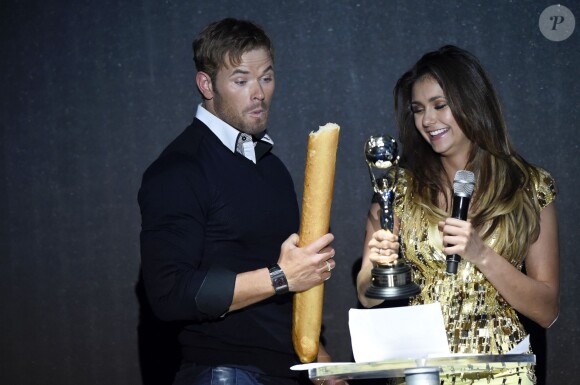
<box><xmin>508</xmin><ymin>335</ymin><xmax>530</xmax><ymax>354</ymax></box>
<box><xmin>349</xmin><ymin>302</ymin><xmax>450</xmax><ymax>362</ymax></box>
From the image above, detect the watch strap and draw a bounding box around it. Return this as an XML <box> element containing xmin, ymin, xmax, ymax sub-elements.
<box><xmin>268</xmin><ymin>263</ymin><xmax>289</xmax><ymax>295</ymax></box>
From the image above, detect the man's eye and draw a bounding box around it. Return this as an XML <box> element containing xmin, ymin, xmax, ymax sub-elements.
<box><xmin>235</xmin><ymin>80</ymin><xmax>247</xmax><ymax>85</ymax></box>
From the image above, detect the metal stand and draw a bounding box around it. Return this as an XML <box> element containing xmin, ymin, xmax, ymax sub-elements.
<box><xmin>404</xmin><ymin>367</ymin><xmax>440</xmax><ymax>385</ymax></box>
<box><xmin>305</xmin><ymin>354</ymin><xmax>536</xmax><ymax>383</ymax></box>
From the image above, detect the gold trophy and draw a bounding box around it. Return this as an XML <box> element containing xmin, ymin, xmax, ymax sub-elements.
<box><xmin>364</xmin><ymin>135</ymin><xmax>420</xmax><ymax>300</ymax></box>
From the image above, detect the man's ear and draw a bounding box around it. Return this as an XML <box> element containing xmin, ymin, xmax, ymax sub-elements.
<box><xmin>196</xmin><ymin>71</ymin><xmax>214</xmax><ymax>100</ymax></box>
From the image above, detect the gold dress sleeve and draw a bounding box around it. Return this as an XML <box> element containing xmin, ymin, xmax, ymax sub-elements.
<box><xmin>533</xmin><ymin>167</ymin><xmax>557</xmax><ymax>209</ymax></box>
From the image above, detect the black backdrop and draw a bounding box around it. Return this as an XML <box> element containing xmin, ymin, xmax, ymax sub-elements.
<box><xmin>2</xmin><ymin>1</ymin><xmax>579</xmax><ymax>384</ymax></box>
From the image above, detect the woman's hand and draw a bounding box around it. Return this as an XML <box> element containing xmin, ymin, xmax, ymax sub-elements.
<box><xmin>368</xmin><ymin>229</ymin><xmax>400</xmax><ymax>266</ymax></box>
<box><xmin>438</xmin><ymin>218</ymin><xmax>488</xmax><ymax>265</ymax></box>
<box><xmin>357</xmin><ymin>203</ymin><xmax>400</xmax><ymax>308</ymax></box>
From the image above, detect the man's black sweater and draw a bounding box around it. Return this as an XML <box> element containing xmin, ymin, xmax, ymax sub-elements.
<box><xmin>138</xmin><ymin>118</ymin><xmax>301</xmax><ymax>377</ymax></box>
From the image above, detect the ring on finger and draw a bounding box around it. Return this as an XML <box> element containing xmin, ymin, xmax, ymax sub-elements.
<box><xmin>325</xmin><ymin>260</ymin><xmax>331</xmax><ymax>272</ymax></box>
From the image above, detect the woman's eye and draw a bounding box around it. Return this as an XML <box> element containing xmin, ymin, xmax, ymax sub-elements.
<box><xmin>411</xmin><ymin>106</ymin><xmax>423</xmax><ymax>114</ymax></box>
<box><xmin>435</xmin><ymin>103</ymin><xmax>447</xmax><ymax>110</ymax></box>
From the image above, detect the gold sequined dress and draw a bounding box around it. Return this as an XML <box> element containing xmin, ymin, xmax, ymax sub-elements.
<box><xmin>391</xmin><ymin>167</ymin><xmax>556</xmax><ymax>385</ymax></box>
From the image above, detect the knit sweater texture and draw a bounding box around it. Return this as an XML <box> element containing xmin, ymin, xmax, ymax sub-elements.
<box><xmin>139</xmin><ymin>119</ymin><xmax>301</xmax><ymax>377</ymax></box>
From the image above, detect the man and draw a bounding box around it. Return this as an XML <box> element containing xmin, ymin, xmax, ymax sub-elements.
<box><xmin>138</xmin><ymin>18</ymin><xmax>337</xmax><ymax>385</ymax></box>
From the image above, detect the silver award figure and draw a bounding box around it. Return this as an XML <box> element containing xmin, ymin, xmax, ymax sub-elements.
<box><xmin>364</xmin><ymin>135</ymin><xmax>420</xmax><ymax>300</ymax></box>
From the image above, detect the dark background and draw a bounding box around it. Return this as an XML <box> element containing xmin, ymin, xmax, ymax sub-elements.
<box><xmin>1</xmin><ymin>1</ymin><xmax>578</xmax><ymax>384</ymax></box>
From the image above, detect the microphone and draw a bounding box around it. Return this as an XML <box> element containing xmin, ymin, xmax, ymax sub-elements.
<box><xmin>446</xmin><ymin>170</ymin><xmax>476</xmax><ymax>274</ymax></box>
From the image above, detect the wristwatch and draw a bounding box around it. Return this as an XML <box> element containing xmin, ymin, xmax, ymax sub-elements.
<box><xmin>268</xmin><ymin>263</ymin><xmax>289</xmax><ymax>295</ymax></box>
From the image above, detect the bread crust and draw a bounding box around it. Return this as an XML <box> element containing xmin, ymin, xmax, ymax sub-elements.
<box><xmin>292</xmin><ymin>123</ymin><xmax>340</xmax><ymax>363</ymax></box>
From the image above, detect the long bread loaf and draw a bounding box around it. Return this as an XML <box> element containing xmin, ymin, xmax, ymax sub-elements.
<box><xmin>292</xmin><ymin>122</ymin><xmax>340</xmax><ymax>363</ymax></box>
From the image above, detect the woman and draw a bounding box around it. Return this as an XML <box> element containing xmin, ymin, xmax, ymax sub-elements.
<box><xmin>356</xmin><ymin>45</ymin><xmax>559</xmax><ymax>384</ymax></box>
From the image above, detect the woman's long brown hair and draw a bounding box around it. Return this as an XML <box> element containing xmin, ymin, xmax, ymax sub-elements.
<box><xmin>394</xmin><ymin>45</ymin><xmax>542</xmax><ymax>262</ymax></box>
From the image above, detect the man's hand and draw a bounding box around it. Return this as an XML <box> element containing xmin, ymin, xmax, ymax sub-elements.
<box><xmin>278</xmin><ymin>233</ymin><xmax>335</xmax><ymax>292</ymax></box>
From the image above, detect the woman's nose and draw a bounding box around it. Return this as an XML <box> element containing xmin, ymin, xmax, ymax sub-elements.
<box><xmin>422</xmin><ymin>108</ymin><xmax>436</xmax><ymax>127</ymax></box>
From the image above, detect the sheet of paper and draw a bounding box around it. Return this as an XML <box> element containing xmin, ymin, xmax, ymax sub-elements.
<box><xmin>508</xmin><ymin>335</ymin><xmax>530</xmax><ymax>354</ymax></box>
<box><xmin>349</xmin><ymin>302</ymin><xmax>450</xmax><ymax>362</ymax></box>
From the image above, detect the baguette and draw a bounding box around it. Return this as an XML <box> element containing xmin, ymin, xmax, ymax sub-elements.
<box><xmin>292</xmin><ymin>122</ymin><xmax>340</xmax><ymax>363</ymax></box>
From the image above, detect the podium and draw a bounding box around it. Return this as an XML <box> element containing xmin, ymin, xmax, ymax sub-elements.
<box><xmin>307</xmin><ymin>354</ymin><xmax>535</xmax><ymax>384</ymax></box>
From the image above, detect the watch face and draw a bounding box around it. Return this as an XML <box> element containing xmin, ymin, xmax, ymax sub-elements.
<box><xmin>269</xmin><ymin>264</ymin><xmax>288</xmax><ymax>294</ymax></box>
<box><xmin>273</xmin><ymin>276</ymin><xmax>286</xmax><ymax>287</ymax></box>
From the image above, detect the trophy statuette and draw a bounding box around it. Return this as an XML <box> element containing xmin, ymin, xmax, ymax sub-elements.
<box><xmin>364</xmin><ymin>135</ymin><xmax>420</xmax><ymax>300</ymax></box>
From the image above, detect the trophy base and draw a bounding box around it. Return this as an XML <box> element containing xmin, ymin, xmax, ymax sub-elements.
<box><xmin>365</xmin><ymin>261</ymin><xmax>421</xmax><ymax>300</ymax></box>
<box><xmin>365</xmin><ymin>283</ymin><xmax>421</xmax><ymax>300</ymax></box>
